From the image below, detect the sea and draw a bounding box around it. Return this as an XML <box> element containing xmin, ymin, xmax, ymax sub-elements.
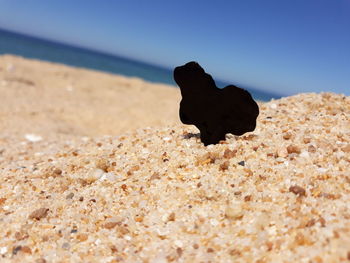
<box><xmin>0</xmin><ymin>28</ymin><xmax>281</xmax><ymax>101</ymax></box>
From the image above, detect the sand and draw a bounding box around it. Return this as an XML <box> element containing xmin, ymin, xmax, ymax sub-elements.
<box><xmin>0</xmin><ymin>55</ymin><xmax>350</xmax><ymax>263</ymax></box>
<box><xmin>0</xmin><ymin>55</ymin><xmax>181</xmax><ymax>138</ymax></box>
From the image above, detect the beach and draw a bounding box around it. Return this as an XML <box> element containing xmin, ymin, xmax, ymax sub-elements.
<box><xmin>0</xmin><ymin>55</ymin><xmax>181</xmax><ymax>138</ymax></box>
<box><xmin>1</xmin><ymin>55</ymin><xmax>350</xmax><ymax>262</ymax></box>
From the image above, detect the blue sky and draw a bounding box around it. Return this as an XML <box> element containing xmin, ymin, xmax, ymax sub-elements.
<box><xmin>0</xmin><ymin>0</ymin><xmax>349</xmax><ymax>95</ymax></box>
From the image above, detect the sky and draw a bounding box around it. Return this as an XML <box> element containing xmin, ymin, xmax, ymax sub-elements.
<box><xmin>0</xmin><ymin>0</ymin><xmax>349</xmax><ymax>96</ymax></box>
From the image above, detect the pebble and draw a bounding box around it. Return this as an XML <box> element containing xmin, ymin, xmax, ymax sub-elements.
<box><xmin>317</xmin><ymin>167</ymin><xmax>328</xmax><ymax>173</ymax></box>
<box><xmin>238</xmin><ymin>161</ymin><xmax>245</xmax><ymax>166</ymax></box>
<box><xmin>0</xmin><ymin>247</ymin><xmax>8</xmax><ymax>255</ymax></box>
<box><xmin>81</xmin><ymin>137</ymin><xmax>89</xmax><ymax>142</ymax></box>
<box><xmin>219</xmin><ymin>161</ymin><xmax>229</xmax><ymax>171</ymax></box>
<box><xmin>105</xmin><ymin>172</ymin><xmax>117</xmax><ymax>181</ymax></box>
<box><xmin>66</xmin><ymin>85</ymin><xmax>73</xmax><ymax>92</ymax></box>
<box><xmin>210</xmin><ymin>219</ymin><xmax>219</xmax><ymax>226</ymax></box>
<box><xmin>174</xmin><ymin>240</ymin><xmax>183</xmax><ymax>247</ymax></box>
<box><xmin>276</xmin><ymin>157</ymin><xmax>286</xmax><ymax>163</ymax></box>
<box><xmin>223</xmin><ymin>148</ymin><xmax>236</xmax><ymax>159</ymax></box>
<box><xmin>308</xmin><ymin>145</ymin><xmax>317</xmax><ymax>153</ymax></box>
<box><xmin>12</xmin><ymin>246</ymin><xmax>22</xmax><ymax>255</ymax></box>
<box><xmin>267</xmin><ymin>225</ymin><xmax>277</xmax><ymax>236</ymax></box>
<box><xmin>66</xmin><ymin>193</ymin><xmax>74</xmax><ymax>200</ymax></box>
<box><xmin>341</xmin><ymin>144</ymin><xmax>350</xmax><ymax>153</ymax></box>
<box><xmin>21</xmin><ymin>246</ymin><xmax>32</xmax><ymax>254</ymax></box>
<box><xmin>62</xmin><ymin>242</ymin><xmax>70</xmax><ymax>250</ymax></box>
<box><xmin>104</xmin><ymin>221</ymin><xmax>119</xmax><ymax>229</ymax></box>
<box><xmin>25</xmin><ymin>134</ymin><xmax>43</xmax><ymax>142</ymax></box>
<box><xmin>300</xmin><ymin>151</ymin><xmax>310</xmax><ymax>158</ymax></box>
<box><xmin>277</xmin><ymin>147</ymin><xmax>288</xmax><ymax>157</ymax></box>
<box><xmin>53</xmin><ymin>168</ymin><xmax>63</xmax><ymax>176</ymax></box>
<box><xmin>76</xmin><ymin>233</ymin><xmax>88</xmax><ymax>242</ymax></box>
<box><xmin>289</xmin><ymin>185</ymin><xmax>306</xmax><ymax>196</ymax></box>
<box><xmin>87</xmin><ymin>168</ymin><xmax>105</xmax><ymax>182</ymax></box>
<box><xmin>287</xmin><ymin>145</ymin><xmax>301</xmax><ymax>154</ymax></box>
<box><xmin>7</xmin><ymin>63</ymin><xmax>15</xmax><ymax>72</ymax></box>
<box><xmin>225</xmin><ymin>205</ymin><xmax>243</xmax><ymax>220</ymax></box>
<box><xmin>270</xmin><ymin>103</ymin><xmax>277</xmax><ymax>109</ymax></box>
<box><xmin>29</xmin><ymin>208</ymin><xmax>49</xmax><ymax>220</ymax></box>
<box><xmin>283</xmin><ymin>132</ymin><xmax>292</xmax><ymax>140</ymax></box>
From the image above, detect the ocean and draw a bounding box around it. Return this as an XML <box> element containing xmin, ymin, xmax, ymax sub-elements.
<box><xmin>0</xmin><ymin>28</ymin><xmax>281</xmax><ymax>101</ymax></box>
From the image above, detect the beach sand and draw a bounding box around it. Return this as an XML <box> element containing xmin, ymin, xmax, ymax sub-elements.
<box><xmin>0</xmin><ymin>55</ymin><xmax>350</xmax><ymax>262</ymax></box>
<box><xmin>0</xmin><ymin>55</ymin><xmax>181</xmax><ymax>139</ymax></box>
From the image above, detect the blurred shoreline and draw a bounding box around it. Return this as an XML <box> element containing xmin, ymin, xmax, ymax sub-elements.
<box><xmin>0</xmin><ymin>28</ymin><xmax>283</xmax><ymax>102</ymax></box>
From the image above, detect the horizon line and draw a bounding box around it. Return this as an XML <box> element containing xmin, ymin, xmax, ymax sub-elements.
<box><xmin>0</xmin><ymin>27</ymin><xmax>285</xmax><ymax>98</ymax></box>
